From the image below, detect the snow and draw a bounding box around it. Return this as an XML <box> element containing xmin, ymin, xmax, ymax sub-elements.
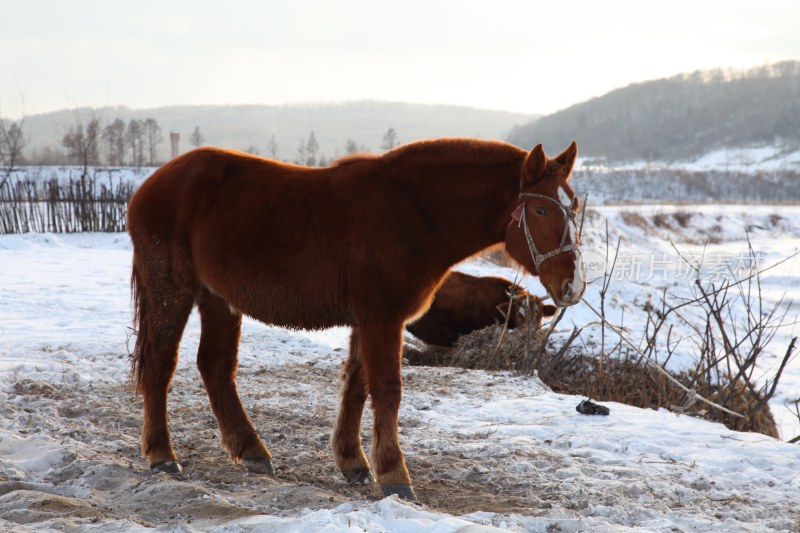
<box><xmin>4</xmin><ymin>166</ymin><xmax>154</xmax><ymax>188</ymax></box>
<box><xmin>1</xmin><ymin>204</ymin><xmax>800</xmax><ymax>532</ymax></box>
<box><xmin>582</xmin><ymin>144</ymin><xmax>800</xmax><ymax>174</ymax></box>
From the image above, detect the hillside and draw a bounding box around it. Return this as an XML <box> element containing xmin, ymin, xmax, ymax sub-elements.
<box><xmin>507</xmin><ymin>61</ymin><xmax>800</xmax><ymax>162</ymax></box>
<box><xmin>16</xmin><ymin>101</ymin><xmax>534</xmax><ymax>164</ymax></box>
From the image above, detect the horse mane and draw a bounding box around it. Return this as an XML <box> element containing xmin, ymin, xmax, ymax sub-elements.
<box><xmin>331</xmin><ymin>138</ymin><xmax>525</xmax><ymax>168</ymax></box>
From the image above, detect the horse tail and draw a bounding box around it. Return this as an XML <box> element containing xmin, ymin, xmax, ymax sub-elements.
<box><xmin>129</xmin><ymin>256</ymin><xmax>146</xmax><ymax>394</ymax></box>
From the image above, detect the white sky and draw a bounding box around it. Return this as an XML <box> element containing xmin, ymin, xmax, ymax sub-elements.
<box><xmin>1</xmin><ymin>0</ymin><xmax>798</xmax><ymax>119</ymax></box>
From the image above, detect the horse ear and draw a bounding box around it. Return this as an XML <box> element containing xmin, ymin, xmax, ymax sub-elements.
<box><xmin>555</xmin><ymin>141</ymin><xmax>578</xmax><ymax>173</ymax></box>
<box><xmin>524</xmin><ymin>144</ymin><xmax>547</xmax><ymax>184</ymax></box>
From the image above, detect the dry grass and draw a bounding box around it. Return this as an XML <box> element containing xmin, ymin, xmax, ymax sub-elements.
<box><xmin>405</xmin><ymin>326</ymin><xmax>548</xmax><ymax>372</ymax></box>
<box><xmin>620</xmin><ymin>211</ymin><xmax>650</xmax><ymax>232</ymax></box>
<box><xmin>404</xmin><ymin>326</ymin><xmax>780</xmax><ymax>438</ymax></box>
<box><xmin>651</xmin><ymin>212</ymin><xmax>672</xmax><ymax>229</ymax></box>
<box><xmin>672</xmin><ymin>210</ymin><xmax>693</xmax><ymax>228</ymax></box>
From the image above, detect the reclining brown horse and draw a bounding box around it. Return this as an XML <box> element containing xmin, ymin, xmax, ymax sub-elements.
<box><xmin>406</xmin><ymin>271</ymin><xmax>558</xmax><ymax>347</ymax></box>
<box><xmin>127</xmin><ymin>137</ymin><xmax>585</xmax><ymax>500</ymax></box>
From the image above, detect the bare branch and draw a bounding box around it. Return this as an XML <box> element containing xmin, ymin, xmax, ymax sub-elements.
<box><xmin>581</xmin><ymin>297</ymin><xmax>746</xmax><ymax>419</ymax></box>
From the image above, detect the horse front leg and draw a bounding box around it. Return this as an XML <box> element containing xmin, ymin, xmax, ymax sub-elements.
<box><xmin>332</xmin><ymin>327</ymin><xmax>374</xmax><ymax>484</ymax></box>
<box><xmin>359</xmin><ymin>319</ymin><xmax>415</xmax><ymax>500</ymax></box>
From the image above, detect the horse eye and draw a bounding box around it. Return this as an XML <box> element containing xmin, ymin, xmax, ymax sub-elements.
<box><xmin>535</xmin><ymin>207</ymin><xmax>546</xmax><ymax>216</ymax></box>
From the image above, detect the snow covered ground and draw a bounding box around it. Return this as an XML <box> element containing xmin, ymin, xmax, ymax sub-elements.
<box><xmin>1</xmin><ymin>203</ymin><xmax>799</xmax><ymax>532</ymax></box>
<box><xmin>582</xmin><ymin>144</ymin><xmax>800</xmax><ymax>174</ymax></box>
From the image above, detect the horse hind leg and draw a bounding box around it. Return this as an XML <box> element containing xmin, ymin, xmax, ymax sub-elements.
<box><xmin>331</xmin><ymin>327</ymin><xmax>374</xmax><ymax>484</ymax></box>
<box><xmin>195</xmin><ymin>287</ymin><xmax>274</xmax><ymax>474</ymax></box>
<box><xmin>131</xmin><ymin>257</ymin><xmax>194</xmax><ymax>473</ymax></box>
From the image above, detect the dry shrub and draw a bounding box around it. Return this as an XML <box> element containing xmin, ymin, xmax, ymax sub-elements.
<box><xmin>404</xmin><ymin>327</ymin><xmax>779</xmax><ymax>438</ymax></box>
<box><xmin>651</xmin><ymin>212</ymin><xmax>672</xmax><ymax>229</ymax></box>
<box><xmin>405</xmin><ymin>325</ymin><xmax>547</xmax><ymax>372</ymax></box>
<box><xmin>553</xmin><ymin>357</ymin><xmax>779</xmax><ymax>439</ymax></box>
<box><xmin>620</xmin><ymin>211</ymin><xmax>650</xmax><ymax>231</ymax></box>
<box><xmin>672</xmin><ymin>210</ymin><xmax>693</xmax><ymax>228</ymax></box>
<box><xmin>687</xmin><ymin>380</ymin><xmax>779</xmax><ymax>438</ymax></box>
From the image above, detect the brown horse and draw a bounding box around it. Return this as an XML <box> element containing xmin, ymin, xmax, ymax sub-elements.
<box><xmin>405</xmin><ymin>270</ymin><xmax>558</xmax><ymax>347</ymax></box>
<box><xmin>127</xmin><ymin>138</ymin><xmax>585</xmax><ymax>500</ymax></box>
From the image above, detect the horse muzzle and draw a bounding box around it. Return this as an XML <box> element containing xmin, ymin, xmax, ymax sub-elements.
<box><xmin>555</xmin><ymin>277</ymin><xmax>585</xmax><ymax>307</ymax></box>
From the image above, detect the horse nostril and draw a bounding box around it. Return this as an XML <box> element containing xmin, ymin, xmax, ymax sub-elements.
<box><xmin>561</xmin><ymin>280</ymin><xmax>574</xmax><ymax>302</ymax></box>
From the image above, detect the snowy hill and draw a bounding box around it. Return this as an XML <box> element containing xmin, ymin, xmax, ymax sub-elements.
<box><xmin>17</xmin><ymin>101</ymin><xmax>534</xmax><ymax>164</ymax></box>
<box><xmin>507</xmin><ymin>61</ymin><xmax>800</xmax><ymax>162</ymax></box>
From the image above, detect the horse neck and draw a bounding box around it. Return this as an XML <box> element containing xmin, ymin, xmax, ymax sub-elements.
<box><xmin>396</xmin><ymin>157</ymin><xmax>522</xmax><ymax>265</ymax></box>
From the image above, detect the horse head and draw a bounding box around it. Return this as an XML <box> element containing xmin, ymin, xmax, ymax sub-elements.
<box><xmin>504</xmin><ymin>141</ymin><xmax>586</xmax><ymax>307</ymax></box>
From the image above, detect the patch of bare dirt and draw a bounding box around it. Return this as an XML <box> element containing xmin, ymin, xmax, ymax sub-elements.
<box><xmin>0</xmin><ymin>359</ymin><xmax>565</xmax><ymax>530</ymax></box>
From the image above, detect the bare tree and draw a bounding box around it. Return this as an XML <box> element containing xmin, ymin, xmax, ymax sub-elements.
<box><xmin>294</xmin><ymin>137</ymin><xmax>307</xmax><ymax>165</ymax></box>
<box><xmin>27</xmin><ymin>146</ymin><xmax>63</xmax><ymax>165</ymax></box>
<box><xmin>344</xmin><ymin>138</ymin><xmax>359</xmax><ymax>154</ymax></box>
<box><xmin>62</xmin><ymin>108</ymin><xmax>102</xmax><ymax>179</ymax></box>
<box><xmin>305</xmin><ymin>131</ymin><xmax>319</xmax><ymax>166</ymax></box>
<box><xmin>381</xmin><ymin>127</ymin><xmax>398</xmax><ymax>150</ymax></box>
<box><xmin>0</xmin><ymin>117</ymin><xmax>26</xmax><ymax>188</ymax></box>
<box><xmin>0</xmin><ymin>96</ymin><xmax>27</xmax><ymax>188</ymax></box>
<box><xmin>126</xmin><ymin>119</ymin><xmax>146</xmax><ymax>167</ymax></box>
<box><xmin>143</xmin><ymin>118</ymin><xmax>163</xmax><ymax>165</ymax></box>
<box><xmin>189</xmin><ymin>126</ymin><xmax>204</xmax><ymax>148</ymax></box>
<box><xmin>267</xmin><ymin>134</ymin><xmax>279</xmax><ymax>159</ymax></box>
<box><xmin>102</xmin><ymin>118</ymin><xmax>126</xmax><ymax>166</ymax></box>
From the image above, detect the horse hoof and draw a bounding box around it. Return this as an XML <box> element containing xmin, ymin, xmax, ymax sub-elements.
<box><xmin>381</xmin><ymin>484</ymin><xmax>416</xmax><ymax>500</ymax></box>
<box><xmin>151</xmin><ymin>460</ymin><xmax>182</xmax><ymax>474</ymax></box>
<box><xmin>244</xmin><ymin>458</ymin><xmax>275</xmax><ymax>475</ymax></box>
<box><xmin>342</xmin><ymin>469</ymin><xmax>375</xmax><ymax>485</ymax></box>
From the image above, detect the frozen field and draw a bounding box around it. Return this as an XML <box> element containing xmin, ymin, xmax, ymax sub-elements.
<box><xmin>1</xmin><ymin>204</ymin><xmax>799</xmax><ymax>532</ymax></box>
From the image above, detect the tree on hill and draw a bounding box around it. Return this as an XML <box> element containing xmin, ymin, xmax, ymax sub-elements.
<box><xmin>102</xmin><ymin>118</ymin><xmax>126</xmax><ymax>166</ymax></box>
<box><xmin>189</xmin><ymin>126</ymin><xmax>204</xmax><ymax>148</ymax></box>
<box><xmin>126</xmin><ymin>119</ymin><xmax>146</xmax><ymax>167</ymax></box>
<box><xmin>294</xmin><ymin>137</ymin><xmax>307</xmax><ymax>165</ymax></box>
<box><xmin>306</xmin><ymin>131</ymin><xmax>319</xmax><ymax>166</ymax></box>
<box><xmin>0</xmin><ymin>96</ymin><xmax>27</xmax><ymax>187</ymax></box>
<box><xmin>62</xmin><ymin>110</ymin><xmax>101</xmax><ymax>174</ymax></box>
<box><xmin>0</xmin><ymin>118</ymin><xmax>26</xmax><ymax>187</ymax></box>
<box><xmin>267</xmin><ymin>135</ymin><xmax>279</xmax><ymax>159</ymax></box>
<box><xmin>381</xmin><ymin>128</ymin><xmax>398</xmax><ymax>150</ymax></box>
<box><xmin>144</xmin><ymin>118</ymin><xmax>163</xmax><ymax>165</ymax></box>
<box><xmin>344</xmin><ymin>138</ymin><xmax>359</xmax><ymax>154</ymax></box>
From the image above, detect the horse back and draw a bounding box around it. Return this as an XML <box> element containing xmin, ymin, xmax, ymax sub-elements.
<box><xmin>128</xmin><ymin>148</ymin><xmax>446</xmax><ymax>329</ymax></box>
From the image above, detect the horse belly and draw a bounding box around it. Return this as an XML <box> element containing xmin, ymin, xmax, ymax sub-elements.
<box><xmin>204</xmin><ymin>276</ymin><xmax>353</xmax><ymax>331</ymax></box>
<box><xmin>251</xmin><ymin>287</ymin><xmax>353</xmax><ymax>330</ymax></box>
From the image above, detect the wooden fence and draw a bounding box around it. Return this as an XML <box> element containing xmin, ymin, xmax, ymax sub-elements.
<box><xmin>0</xmin><ymin>177</ymin><xmax>135</xmax><ymax>234</ymax></box>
